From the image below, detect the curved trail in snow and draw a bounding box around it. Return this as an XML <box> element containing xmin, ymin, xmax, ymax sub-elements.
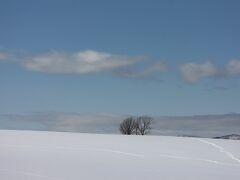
<box><xmin>0</xmin><ymin>169</ymin><xmax>63</xmax><ymax>180</ymax></box>
<box><xmin>0</xmin><ymin>143</ymin><xmax>236</xmax><ymax>166</ymax></box>
<box><xmin>197</xmin><ymin>139</ymin><xmax>240</xmax><ymax>164</ymax></box>
<box><xmin>1</xmin><ymin>140</ymin><xmax>240</xmax><ymax>167</ymax></box>
<box><xmin>0</xmin><ymin>143</ymin><xmax>144</xmax><ymax>158</ymax></box>
<box><xmin>155</xmin><ymin>154</ymin><xmax>229</xmax><ymax>165</ymax></box>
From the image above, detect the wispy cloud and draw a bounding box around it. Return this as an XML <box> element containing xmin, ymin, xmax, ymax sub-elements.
<box><xmin>180</xmin><ymin>60</ymin><xmax>240</xmax><ymax>83</ymax></box>
<box><xmin>180</xmin><ymin>62</ymin><xmax>218</xmax><ymax>83</ymax></box>
<box><xmin>0</xmin><ymin>52</ymin><xmax>11</xmax><ymax>61</ymax></box>
<box><xmin>23</xmin><ymin>50</ymin><xmax>140</xmax><ymax>74</ymax></box>
<box><xmin>20</xmin><ymin>50</ymin><xmax>168</xmax><ymax>80</ymax></box>
<box><xmin>226</xmin><ymin>60</ymin><xmax>240</xmax><ymax>76</ymax></box>
<box><xmin>114</xmin><ymin>62</ymin><xmax>168</xmax><ymax>79</ymax></box>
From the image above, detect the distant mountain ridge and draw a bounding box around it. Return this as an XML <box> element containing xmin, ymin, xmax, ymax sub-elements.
<box><xmin>214</xmin><ymin>134</ymin><xmax>240</xmax><ymax>140</ymax></box>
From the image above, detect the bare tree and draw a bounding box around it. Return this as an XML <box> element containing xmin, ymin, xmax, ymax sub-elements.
<box><xmin>136</xmin><ymin>116</ymin><xmax>153</xmax><ymax>135</ymax></box>
<box><xmin>119</xmin><ymin>117</ymin><xmax>137</xmax><ymax>135</ymax></box>
<box><xmin>119</xmin><ymin>116</ymin><xmax>153</xmax><ymax>135</ymax></box>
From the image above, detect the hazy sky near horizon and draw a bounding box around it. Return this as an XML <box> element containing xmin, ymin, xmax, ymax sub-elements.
<box><xmin>0</xmin><ymin>0</ymin><xmax>240</xmax><ymax>116</ymax></box>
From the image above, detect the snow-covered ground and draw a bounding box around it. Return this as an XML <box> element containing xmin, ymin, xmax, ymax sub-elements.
<box><xmin>0</xmin><ymin>130</ymin><xmax>239</xmax><ymax>180</ymax></box>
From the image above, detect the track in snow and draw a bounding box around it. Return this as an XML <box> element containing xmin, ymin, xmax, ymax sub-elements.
<box><xmin>0</xmin><ymin>169</ymin><xmax>63</xmax><ymax>180</ymax></box>
<box><xmin>0</xmin><ymin>143</ymin><xmax>237</xmax><ymax>166</ymax></box>
<box><xmin>197</xmin><ymin>139</ymin><xmax>240</xmax><ymax>164</ymax></box>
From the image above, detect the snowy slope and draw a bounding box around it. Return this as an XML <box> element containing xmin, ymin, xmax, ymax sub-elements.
<box><xmin>0</xmin><ymin>130</ymin><xmax>240</xmax><ymax>180</ymax></box>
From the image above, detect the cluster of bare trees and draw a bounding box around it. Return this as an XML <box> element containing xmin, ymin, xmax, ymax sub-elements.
<box><xmin>119</xmin><ymin>116</ymin><xmax>153</xmax><ymax>135</ymax></box>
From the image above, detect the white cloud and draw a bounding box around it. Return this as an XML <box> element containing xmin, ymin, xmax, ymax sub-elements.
<box><xmin>180</xmin><ymin>60</ymin><xmax>240</xmax><ymax>83</ymax></box>
<box><xmin>24</xmin><ymin>50</ymin><xmax>140</xmax><ymax>74</ymax></box>
<box><xmin>226</xmin><ymin>60</ymin><xmax>240</xmax><ymax>75</ymax></box>
<box><xmin>180</xmin><ymin>62</ymin><xmax>218</xmax><ymax>83</ymax></box>
<box><xmin>22</xmin><ymin>50</ymin><xmax>169</xmax><ymax>80</ymax></box>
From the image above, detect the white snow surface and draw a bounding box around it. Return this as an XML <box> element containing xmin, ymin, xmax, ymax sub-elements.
<box><xmin>0</xmin><ymin>130</ymin><xmax>240</xmax><ymax>180</ymax></box>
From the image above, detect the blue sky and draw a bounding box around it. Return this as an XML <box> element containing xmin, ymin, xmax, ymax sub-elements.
<box><xmin>0</xmin><ymin>0</ymin><xmax>240</xmax><ymax>116</ymax></box>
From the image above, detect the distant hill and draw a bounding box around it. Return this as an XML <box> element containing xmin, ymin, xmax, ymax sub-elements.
<box><xmin>214</xmin><ymin>134</ymin><xmax>240</xmax><ymax>140</ymax></box>
<box><xmin>1</xmin><ymin>112</ymin><xmax>240</xmax><ymax>138</ymax></box>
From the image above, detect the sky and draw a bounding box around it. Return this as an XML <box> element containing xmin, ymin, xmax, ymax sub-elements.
<box><xmin>0</xmin><ymin>0</ymin><xmax>240</xmax><ymax>116</ymax></box>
